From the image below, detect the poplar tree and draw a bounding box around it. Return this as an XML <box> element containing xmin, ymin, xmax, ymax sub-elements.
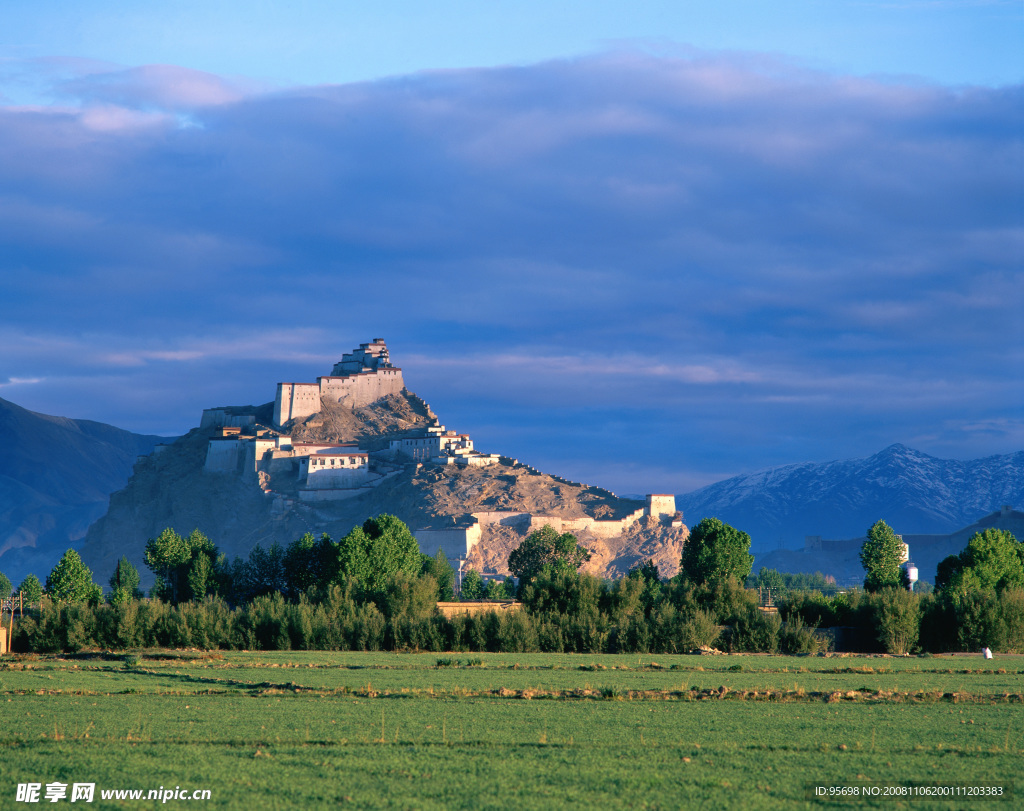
<box><xmin>45</xmin><ymin>549</ymin><xmax>100</xmax><ymax>603</ymax></box>
<box><xmin>860</xmin><ymin>520</ymin><xmax>907</xmax><ymax>592</ymax></box>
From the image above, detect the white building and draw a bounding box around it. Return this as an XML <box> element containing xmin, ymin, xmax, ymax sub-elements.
<box><xmin>390</xmin><ymin>423</ymin><xmax>499</xmax><ymax>467</ymax></box>
<box><xmin>303</xmin><ymin>447</ymin><xmax>370</xmax><ymax>489</ymax></box>
<box><xmin>274</xmin><ymin>339</ymin><xmax>405</xmax><ymax>426</ymax></box>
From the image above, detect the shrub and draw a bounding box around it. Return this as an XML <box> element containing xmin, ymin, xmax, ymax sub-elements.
<box><xmin>780</xmin><ymin>614</ymin><xmax>820</xmax><ymax>654</ymax></box>
<box><xmin>726</xmin><ymin>606</ymin><xmax>780</xmax><ymax>653</ymax></box>
<box><xmin>953</xmin><ymin>590</ymin><xmax>1002</xmax><ymax>651</ymax></box>
<box><xmin>871</xmin><ymin>588</ymin><xmax>920</xmax><ymax>654</ymax></box>
<box><xmin>918</xmin><ymin>594</ymin><xmax>956</xmax><ymax>652</ymax></box>
<box><xmin>999</xmin><ymin>588</ymin><xmax>1024</xmax><ymax>653</ymax></box>
<box><xmin>498</xmin><ymin>610</ymin><xmax>539</xmax><ymax>653</ymax></box>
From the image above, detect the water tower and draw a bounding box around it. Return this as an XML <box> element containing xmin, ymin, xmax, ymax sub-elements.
<box><xmin>904</xmin><ymin>560</ymin><xmax>919</xmax><ymax>592</ymax></box>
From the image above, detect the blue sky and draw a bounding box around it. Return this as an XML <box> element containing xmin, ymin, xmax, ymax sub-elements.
<box><xmin>1</xmin><ymin>1</ymin><xmax>1021</xmax><ymax>495</ymax></box>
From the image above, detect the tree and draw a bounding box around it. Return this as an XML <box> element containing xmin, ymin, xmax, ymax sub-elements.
<box><xmin>144</xmin><ymin>528</ymin><xmax>220</xmax><ymax>603</ymax></box>
<box><xmin>750</xmin><ymin>567</ymin><xmax>787</xmax><ymax>594</ymax></box>
<box><xmin>860</xmin><ymin>520</ymin><xmax>907</xmax><ymax>592</ymax></box>
<box><xmin>935</xmin><ymin>529</ymin><xmax>1023</xmax><ymax>594</ymax></box>
<box><xmin>485</xmin><ymin>577</ymin><xmax>514</xmax><ymax>600</ymax></box>
<box><xmin>507</xmin><ymin>525</ymin><xmax>591</xmax><ymax>583</ymax></box>
<box><xmin>336</xmin><ymin>514</ymin><xmax>422</xmax><ymax>591</ymax></box>
<box><xmin>0</xmin><ymin>570</ymin><xmax>11</xmax><ymax>600</ymax></box>
<box><xmin>45</xmin><ymin>549</ymin><xmax>98</xmax><ymax>603</ymax></box>
<box><xmin>460</xmin><ymin>568</ymin><xmax>485</xmax><ymax>599</ymax></box>
<box><xmin>244</xmin><ymin>543</ymin><xmax>288</xmax><ymax>599</ymax></box>
<box><xmin>17</xmin><ymin>574</ymin><xmax>43</xmax><ymax>604</ymax></box>
<box><xmin>108</xmin><ymin>556</ymin><xmax>143</xmax><ymax>604</ymax></box>
<box><xmin>421</xmin><ymin>549</ymin><xmax>456</xmax><ymax>601</ymax></box>
<box><xmin>283</xmin><ymin>532</ymin><xmax>338</xmax><ymax>596</ymax></box>
<box><xmin>626</xmin><ymin>559</ymin><xmax>663</xmax><ymax>615</ymax></box>
<box><xmin>872</xmin><ymin>588</ymin><xmax>920</xmax><ymax>654</ymax></box>
<box><xmin>679</xmin><ymin>518</ymin><xmax>754</xmax><ymax>587</ymax></box>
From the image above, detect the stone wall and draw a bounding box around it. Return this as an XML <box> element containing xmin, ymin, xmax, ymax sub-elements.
<box><xmin>203</xmin><ymin>439</ymin><xmax>244</xmax><ymax>473</ymax></box>
<box><xmin>414</xmin><ymin>524</ymin><xmax>483</xmax><ymax>560</ymax></box>
<box><xmin>321</xmin><ymin>368</ymin><xmax>404</xmax><ymax>408</ymax></box>
<box><xmin>470</xmin><ymin>508</ymin><xmax>646</xmax><ymax>540</ymax></box>
<box><xmin>200</xmin><ymin>409</ymin><xmax>256</xmax><ymax>429</ymax></box>
<box><xmin>274</xmin><ymin>383</ymin><xmax>321</xmax><ymax>425</ymax></box>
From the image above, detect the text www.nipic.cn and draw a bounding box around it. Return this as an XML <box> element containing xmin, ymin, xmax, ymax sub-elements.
<box><xmin>16</xmin><ymin>783</ymin><xmax>212</xmax><ymax>803</ymax></box>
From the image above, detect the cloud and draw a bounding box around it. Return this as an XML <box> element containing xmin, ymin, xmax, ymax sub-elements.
<box><xmin>58</xmin><ymin>63</ymin><xmax>253</xmax><ymax>111</ymax></box>
<box><xmin>0</xmin><ymin>377</ymin><xmax>43</xmax><ymax>388</ymax></box>
<box><xmin>0</xmin><ymin>50</ymin><xmax>1020</xmax><ymax>487</ymax></box>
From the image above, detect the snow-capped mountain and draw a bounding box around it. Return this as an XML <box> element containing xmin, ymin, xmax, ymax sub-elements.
<box><xmin>676</xmin><ymin>444</ymin><xmax>1024</xmax><ymax>548</ymax></box>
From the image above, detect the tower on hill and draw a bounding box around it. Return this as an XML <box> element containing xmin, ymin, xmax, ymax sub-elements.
<box><xmin>274</xmin><ymin>339</ymin><xmax>405</xmax><ymax>426</ymax></box>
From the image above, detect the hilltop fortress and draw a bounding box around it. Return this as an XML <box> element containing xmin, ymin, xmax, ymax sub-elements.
<box><xmin>88</xmin><ymin>338</ymin><xmax>687</xmax><ymax>582</ymax></box>
<box><xmin>274</xmin><ymin>338</ymin><xmax>404</xmax><ymax>424</ymax></box>
<box><xmin>203</xmin><ymin>340</ymin><xmax>500</xmax><ymax>499</ymax></box>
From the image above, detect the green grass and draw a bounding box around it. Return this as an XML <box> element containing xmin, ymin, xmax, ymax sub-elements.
<box><xmin>1</xmin><ymin>651</ymin><xmax>1021</xmax><ymax>809</ymax></box>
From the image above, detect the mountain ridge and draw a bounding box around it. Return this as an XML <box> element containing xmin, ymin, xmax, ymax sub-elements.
<box><xmin>676</xmin><ymin>443</ymin><xmax>1024</xmax><ymax>547</ymax></box>
<box><xmin>0</xmin><ymin>396</ymin><xmax>167</xmax><ymax>584</ymax></box>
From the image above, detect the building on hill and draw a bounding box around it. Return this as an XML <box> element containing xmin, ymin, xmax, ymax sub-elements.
<box><xmin>389</xmin><ymin>423</ymin><xmax>499</xmax><ymax>467</ymax></box>
<box><xmin>644</xmin><ymin>494</ymin><xmax>682</xmax><ymax>526</ymax></box>
<box><xmin>330</xmin><ymin>340</ymin><xmax>393</xmax><ymax>375</ymax></box>
<box><xmin>274</xmin><ymin>338</ymin><xmax>405</xmax><ymax>426</ymax></box>
<box><xmin>302</xmin><ymin>448</ymin><xmax>369</xmax><ymax>489</ymax></box>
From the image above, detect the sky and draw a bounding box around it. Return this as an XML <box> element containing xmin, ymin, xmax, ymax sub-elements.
<box><xmin>0</xmin><ymin>1</ymin><xmax>1021</xmax><ymax>495</ymax></box>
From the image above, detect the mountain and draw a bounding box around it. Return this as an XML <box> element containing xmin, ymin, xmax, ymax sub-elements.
<box><xmin>0</xmin><ymin>397</ymin><xmax>167</xmax><ymax>586</ymax></box>
<box><xmin>676</xmin><ymin>444</ymin><xmax>1024</xmax><ymax>549</ymax></box>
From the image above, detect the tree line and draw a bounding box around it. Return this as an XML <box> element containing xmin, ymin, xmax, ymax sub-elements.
<box><xmin>4</xmin><ymin>516</ymin><xmax>1022</xmax><ymax>655</ymax></box>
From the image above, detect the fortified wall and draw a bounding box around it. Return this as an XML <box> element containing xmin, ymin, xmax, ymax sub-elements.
<box><xmin>413</xmin><ymin>494</ymin><xmax>682</xmax><ymax>561</ymax></box>
<box><xmin>274</xmin><ymin>339</ymin><xmax>405</xmax><ymax>425</ymax></box>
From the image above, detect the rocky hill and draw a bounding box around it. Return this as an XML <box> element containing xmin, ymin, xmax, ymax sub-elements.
<box><xmin>79</xmin><ymin>389</ymin><xmax>677</xmax><ymax>588</ymax></box>
<box><xmin>677</xmin><ymin>444</ymin><xmax>1024</xmax><ymax>549</ymax></box>
<box><xmin>0</xmin><ymin>397</ymin><xmax>166</xmax><ymax>585</ymax></box>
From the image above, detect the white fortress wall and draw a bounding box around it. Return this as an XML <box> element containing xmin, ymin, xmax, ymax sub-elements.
<box><xmin>414</xmin><ymin>524</ymin><xmax>483</xmax><ymax>561</ymax></box>
<box><xmin>306</xmin><ymin>466</ymin><xmax>370</xmax><ymax>489</ymax></box>
<box><xmin>471</xmin><ymin>508</ymin><xmax>646</xmax><ymax>539</ymax></box>
<box><xmin>305</xmin><ymin>451</ymin><xmax>369</xmax><ymax>489</ymax></box>
<box><xmin>321</xmin><ymin>369</ymin><xmax>404</xmax><ymax>408</ymax></box>
<box><xmin>263</xmin><ymin>451</ymin><xmax>297</xmax><ymax>475</ymax></box>
<box><xmin>298</xmin><ymin>489</ymin><xmax>366</xmax><ymax>502</ymax></box>
<box><xmin>274</xmin><ymin>383</ymin><xmax>320</xmax><ymax>425</ymax></box>
<box><xmin>203</xmin><ymin>439</ymin><xmax>244</xmax><ymax>472</ymax></box>
<box><xmin>200</xmin><ymin>409</ymin><xmax>256</xmax><ymax>429</ymax></box>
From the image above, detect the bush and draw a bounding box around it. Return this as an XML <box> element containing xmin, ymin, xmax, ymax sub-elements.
<box><xmin>918</xmin><ymin>594</ymin><xmax>956</xmax><ymax>652</ymax></box>
<box><xmin>999</xmin><ymin>588</ymin><xmax>1024</xmax><ymax>653</ymax></box>
<box><xmin>871</xmin><ymin>588</ymin><xmax>920</xmax><ymax>654</ymax></box>
<box><xmin>780</xmin><ymin>591</ymin><xmax>840</xmax><ymax>627</ymax></box>
<box><xmin>780</xmin><ymin>614</ymin><xmax>820</xmax><ymax>654</ymax></box>
<box><xmin>726</xmin><ymin>606</ymin><xmax>780</xmax><ymax>653</ymax></box>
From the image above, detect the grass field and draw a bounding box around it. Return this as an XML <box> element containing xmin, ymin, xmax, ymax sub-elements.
<box><xmin>1</xmin><ymin>651</ymin><xmax>1021</xmax><ymax>809</ymax></box>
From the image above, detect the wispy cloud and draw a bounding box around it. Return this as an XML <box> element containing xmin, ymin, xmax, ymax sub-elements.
<box><xmin>0</xmin><ymin>377</ymin><xmax>43</xmax><ymax>387</ymax></box>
